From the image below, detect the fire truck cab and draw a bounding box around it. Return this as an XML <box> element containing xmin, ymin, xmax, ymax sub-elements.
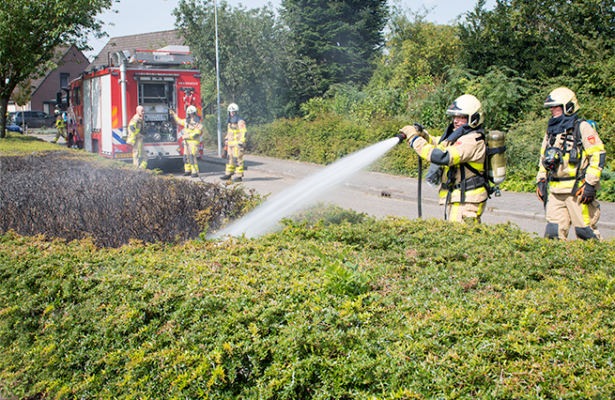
<box><xmin>66</xmin><ymin>46</ymin><xmax>202</xmax><ymax>164</ymax></box>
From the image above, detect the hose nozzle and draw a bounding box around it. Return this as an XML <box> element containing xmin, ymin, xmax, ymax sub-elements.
<box><xmin>394</xmin><ymin>132</ymin><xmax>406</xmax><ymax>144</ymax></box>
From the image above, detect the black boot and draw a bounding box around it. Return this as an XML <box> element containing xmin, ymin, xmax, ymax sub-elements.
<box><xmin>220</xmin><ymin>174</ymin><xmax>232</xmax><ymax>180</ymax></box>
<box><xmin>183</xmin><ymin>171</ymin><xmax>191</xmax><ymax>176</ymax></box>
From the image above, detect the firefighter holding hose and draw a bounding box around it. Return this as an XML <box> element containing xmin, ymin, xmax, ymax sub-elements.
<box><xmin>126</xmin><ymin>106</ymin><xmax>147</xmax><ymax>170</ymax></box>
<box><xmin>536</xmin><ymin>87</ymin><xmax>606</xmax><ymax>240</ymax></box>
<box><xmin>220</xmin><ymin>103</ymin><xmax>246</xmax><ymax>182</ymax></box>
<box><xmin>399</xmin><ymin>94</ymin><xmax>489</xmax><ymax>223</ymax></box>
<box><xmin>170</xmin><ymin>105</ymin><xmax>203</xmax><ymax>178</ymax></box>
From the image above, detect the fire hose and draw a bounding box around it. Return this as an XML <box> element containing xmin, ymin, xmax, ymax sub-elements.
<box><xmin>394</xmin><ymin>123</ymin><xmax>425</xmax><ymax>218</ymax></box>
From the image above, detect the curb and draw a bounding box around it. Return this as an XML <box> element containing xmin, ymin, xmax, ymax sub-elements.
<box><xmin>200</xmin><ymin>154</ymin><xmax>615</xmax><ymax>230</ymax></box>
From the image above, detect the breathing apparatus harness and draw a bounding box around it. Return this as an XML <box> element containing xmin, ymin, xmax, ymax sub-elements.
<box><xmin>435</xmin><ymin>123</ymin><xmax>494</xmax><ymax>220</ymax></box>
<box><xmin>543</xmin><ymin>115</ymin><xmax>586</xmax><ymax>195</ymax></box>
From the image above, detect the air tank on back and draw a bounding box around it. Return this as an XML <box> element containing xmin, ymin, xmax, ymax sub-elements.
<box><xmin>486</xmin><ymin>130</ymin><xmax>506</xmax><ymax>185</ymax></box>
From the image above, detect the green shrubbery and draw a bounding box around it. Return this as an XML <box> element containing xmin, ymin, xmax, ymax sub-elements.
<box><xmin>247</xmin><ymin>113</ymin><xmax>420</xmax><ymax>176</ymax></box>
<box><xmin>2</xmin><ymin>216</ymin><xmax>615</xmax><ymax>399</ymax></box>
<box><xmin>244</xmin><ymin>66</ymin><xmax>615</xmax><ymax>199</ymax></box>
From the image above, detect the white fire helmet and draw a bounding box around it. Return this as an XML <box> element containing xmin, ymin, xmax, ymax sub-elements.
<box><xmin>446</xmin><ymin>94</ymin><xmax>484</xmax><ymax>128</ymax></box>
<box><xmin>228</xmin><ymin>103</ymin><xmax>239</xmax><ymax>113</ymax></box>
<box><xmin>186</xmin><ymin>105</ymin><xmax>198</xmax><ymax>115</ymax></box>
<box><xmin>544</xmin><ymin>87</ymin><xmax>579</xmax><ymax>116</ymax></box>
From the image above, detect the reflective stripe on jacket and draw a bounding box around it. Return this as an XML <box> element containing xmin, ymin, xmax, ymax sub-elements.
<box><xmin>128</xmin><ymin>115</ymin><xmax>144</xmax><ymax>136</ymax></box>
<box><xmin>174</xmin><ymin>114</ymin><xmax>202</xmax><ymax>142</ymax></box>
<box><xmin>225</xmin><ymin>119</ymin><xmax>246</xmax><ymax>146</ymax></box>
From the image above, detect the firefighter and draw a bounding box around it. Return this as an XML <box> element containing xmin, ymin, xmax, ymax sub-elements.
<box><xmin>536</xmin><ymin>87</ymin><xmax>606</xmax><ymax>240</ymax></box>
<box><xmin>170</xmin><ymin>105</ymin><xmax>202</xmax><ymax>178</ymax></box>
<box><xmin>51</xmin><ymin>108</ymin><xmax>67</xmax><ymax>144</ymax></box>
<box><xmin>400</xmin><ymin>94</ymin><xmax>489</xmax><ymax>223</ymax></box>
<box><xmin>126</xmin><ymin>106</ymin><xmax>147</xmax><ymax>170</ymax></box>
<box><xmin>220</xmin><ymin>103</ymin><xmax>246</xmax><ymax>182</ymax></box>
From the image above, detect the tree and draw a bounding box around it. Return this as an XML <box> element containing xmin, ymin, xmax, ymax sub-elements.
<box><xmin>0</xmin><ymin>0</ymin><xmax>113</xmax><ymax>138</ymax></box>
<box><xmin>281</xmin><ymin>0</ymin><xmax>388</xmax><ymax>89</ymax></box>
<box><xmin>369</xmin><ymin>5</ymin><xmax>460</xmax><ymax>91</ymax></box>
<box><xmin>458</xmin><ymin>0</ymin><xmax>615</xmax><ymax>88</ymax></box>
<box><xmin>11</xmin><ymin>79</ymin><xmax>34</xmax><ymax>110</ymax></box>
<box><xmin>175</xmin><ymin>0</ymin><xmax>323</xmax><ymax>124</ymax></box>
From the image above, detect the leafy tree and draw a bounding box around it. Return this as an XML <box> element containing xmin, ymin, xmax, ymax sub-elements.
<box><xmin>175</xmin><ymin>0</ymin><xmax>323</xmax><ymax>124</ymax></box>
<box><xmin>458</xmin><ymin>0</ymin><xmax>615</xmax><ymax>87</ymax></box>
<box><xmin>370</xmin><ymin>5</ymin><xmax>459</xmax><ymax>91</ymax></box>
<box><xmin>0</xmin><ymin>0</ymin><xmax>113</xmax><ymax>138</ymax></box>
<box><xmin>11</xmin><ymin>79</ymin><xmax>34</xmax><ymax>110</ymax></box>
<box><xmin>281</xmin><ymin>0</ymin><xmax>388</xmax><ymax>89</ymax></box>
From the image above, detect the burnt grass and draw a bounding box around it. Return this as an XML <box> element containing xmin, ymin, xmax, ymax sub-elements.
<box><xmin>0</xmin><ymin>152</ymin><xmax>257</xmax><ymax>247</ymax></box>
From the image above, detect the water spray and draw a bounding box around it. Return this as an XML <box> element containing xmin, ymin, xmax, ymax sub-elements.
<box><xmin>214</xmin><ymin>137</ymin><xmax>402</xmax><ymax>239</ymax></box>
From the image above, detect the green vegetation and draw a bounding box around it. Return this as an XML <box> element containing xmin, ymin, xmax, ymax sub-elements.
<box><xmin>281</xmin><ymin>0</ymin><xmax>388</xmax><ymax>85</ymax></box>
<box><xmin>3</xmin><ymin>1</ymin><xmax>615</xmax><ymax>396</ymax></box>
<box><xmin>0</xmin><ymin>0</ymin><xmax>114</xmax><ymax>138</ymax></box>
<box><xmin>175</xmin><ymin>0</ymin><xmax>325</xmax><ymax>124</ymax></box>
<box><xmin>2</xmin><ymin>214</ymin><xmax>615</xmax><ymax>399</ymax></box>
<box><xmin>0</xmin><ymin>131</ymin><xmax>76</xmax><ymax>154</ymax></box>
<box><xmin>199</xmin><ymin>1</ymin><xmax>612</xmax><ymax>200</ymax></box>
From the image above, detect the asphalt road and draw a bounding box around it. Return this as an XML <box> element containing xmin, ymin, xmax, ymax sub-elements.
<box><xmin>186</xmin><ymin>149</ymin><xmax>615</xmax><ymax>240</ymax></box>
<box><xmin>37</xmin><ymin>133</ymin><xmax>615</xmax><ymax>240</ymax></box>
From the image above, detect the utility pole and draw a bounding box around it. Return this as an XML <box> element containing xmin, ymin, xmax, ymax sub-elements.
<box><xmin>214</xmin><ymin>0</ymin><xmax>222</xmax><ymax>156</ymax></box>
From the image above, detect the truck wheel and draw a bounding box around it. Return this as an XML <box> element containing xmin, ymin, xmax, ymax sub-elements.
<box><xmin>67</xmin><ymin>132</ymin><xmax>75</xmax><ymax>148</ymax></box>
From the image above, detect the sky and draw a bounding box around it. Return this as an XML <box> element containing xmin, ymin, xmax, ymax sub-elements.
<box><xmin>85</xmin><ymin>0</ymin><xmax>497</xmax><ymax>60</ymax></box>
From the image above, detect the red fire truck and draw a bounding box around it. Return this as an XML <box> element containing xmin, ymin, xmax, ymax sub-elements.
<box><xmin>66</xmin><ymin>48</ymin><xmax>202</xmax><ymax>164</ymax></box>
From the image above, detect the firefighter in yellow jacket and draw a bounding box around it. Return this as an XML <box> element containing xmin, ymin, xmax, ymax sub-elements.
<box><xmin>126</xmin><ymin>106</ymin><xmax>147</xmax><ymax>169</ymax></box>
<box><xmin>170</xmin><ymin>105</ymin><xmax>202</xmax><ymax>178</ymax></box>
<box><xmin>220</xmin><ymin>103</ymin><xmax>246</xmax><ymax>182</ymax></box>
<box><xmin>536</xmin><ymin>87</ymin><xmax>606</xmax><ymax>240</ymax></box>
<box><xmin>51</xmin><ymin>109</ymin><xmax>66</xmax><ymax>144</ymax></box>
<box><xmin>401</xmin><ymin>94</ymin><xmax>489</xmax><ymax>223</ymax></box>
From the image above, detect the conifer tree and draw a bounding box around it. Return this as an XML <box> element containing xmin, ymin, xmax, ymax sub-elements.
<box><xmin>281</xmin><ymin>0</ymin><xmax>388</xmax><ymax>91</ymax></box>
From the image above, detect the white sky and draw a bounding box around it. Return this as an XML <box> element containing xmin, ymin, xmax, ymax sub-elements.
<box><xmin>85</xmin><ymin>0</ymin><xmax>496</xmax><ymax>60</ymax></box>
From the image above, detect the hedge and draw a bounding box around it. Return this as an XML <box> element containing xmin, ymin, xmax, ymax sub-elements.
<box><xmin>1</xmin><ymin>216</ymin><xmax>614</xmax><ymax>399</ymax></box>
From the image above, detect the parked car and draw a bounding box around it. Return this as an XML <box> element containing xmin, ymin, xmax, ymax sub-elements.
<box><xmin>6</xmin><ymin>123</ymin><xmax>23</xmax><ymax>133</ymax></box>
<box><xmin>12</xmin><ymin>111</ymin><xmax>55</xmax><ymax>128</ymax></box>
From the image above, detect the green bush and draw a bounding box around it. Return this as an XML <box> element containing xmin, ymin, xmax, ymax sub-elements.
<box><xmin>2</xmin><ymin>218</ymin><xmax>615</xmax><ymax>399</ymax></box>
<box><xmin>499</xmin><ymin>114</ymin><xmax>546</xmax><ymax>191</ymax></box>
<box><xmin>248</xmin><ymin>113</ymin><xmax>428</xmax><ymax>177</ymax></box>
<box><xmin>300</xmin><ymin>83</ymin><xmax>408</xmax><ymax>124</ymax></box>
<box><xmin>201</xmin><ymin>114</ymin><xmax>220</xmax><ymax>148</ymax></box>
<box><xmin>289</xmin><ymin>202</ymin><xmax>367</xmax><ymax>226</ymax></box>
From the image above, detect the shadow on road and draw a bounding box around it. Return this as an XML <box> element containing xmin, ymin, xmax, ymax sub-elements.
<box><xmin>243</xmin><ymin>177</ymin><xmax>281</xmax><ymax>182</ymax></box>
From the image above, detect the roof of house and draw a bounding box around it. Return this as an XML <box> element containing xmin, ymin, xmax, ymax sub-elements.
<box><xmin>88</xmin><ymin>30</ymin><xmax>185</xmax><ymax>71</ymax></box>
<box><xmin>30</xmin><ymin>46</ymin><xmax>87</xmax><ymax>94</ymax></box>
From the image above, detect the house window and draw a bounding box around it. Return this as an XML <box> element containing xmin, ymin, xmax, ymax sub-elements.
<box><xmin>60</xmin><ymin>73</ymin><xmax>70</xmax><ymax>89</ymax></box>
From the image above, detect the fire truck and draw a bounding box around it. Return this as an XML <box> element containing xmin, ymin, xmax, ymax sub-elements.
<box><xmin>65</xmin><ymin>47</ymin><xmax>202</xmax><ymax>164</ymax></box>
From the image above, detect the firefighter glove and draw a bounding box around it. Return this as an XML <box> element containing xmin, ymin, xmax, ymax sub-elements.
<box><xmin>536</xmin><ymin>178</ymin><xmax>548</xmax><ymax>204</ymax></box>
<box><xmin>400</xmin><ymin>125</ymin><xmax>419</xmax><ymax>141</ymax></box>
<box><xmin>575</xmin><ymin>182</ymin><xmax>596</xmax><ymax>204</ymax></box>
